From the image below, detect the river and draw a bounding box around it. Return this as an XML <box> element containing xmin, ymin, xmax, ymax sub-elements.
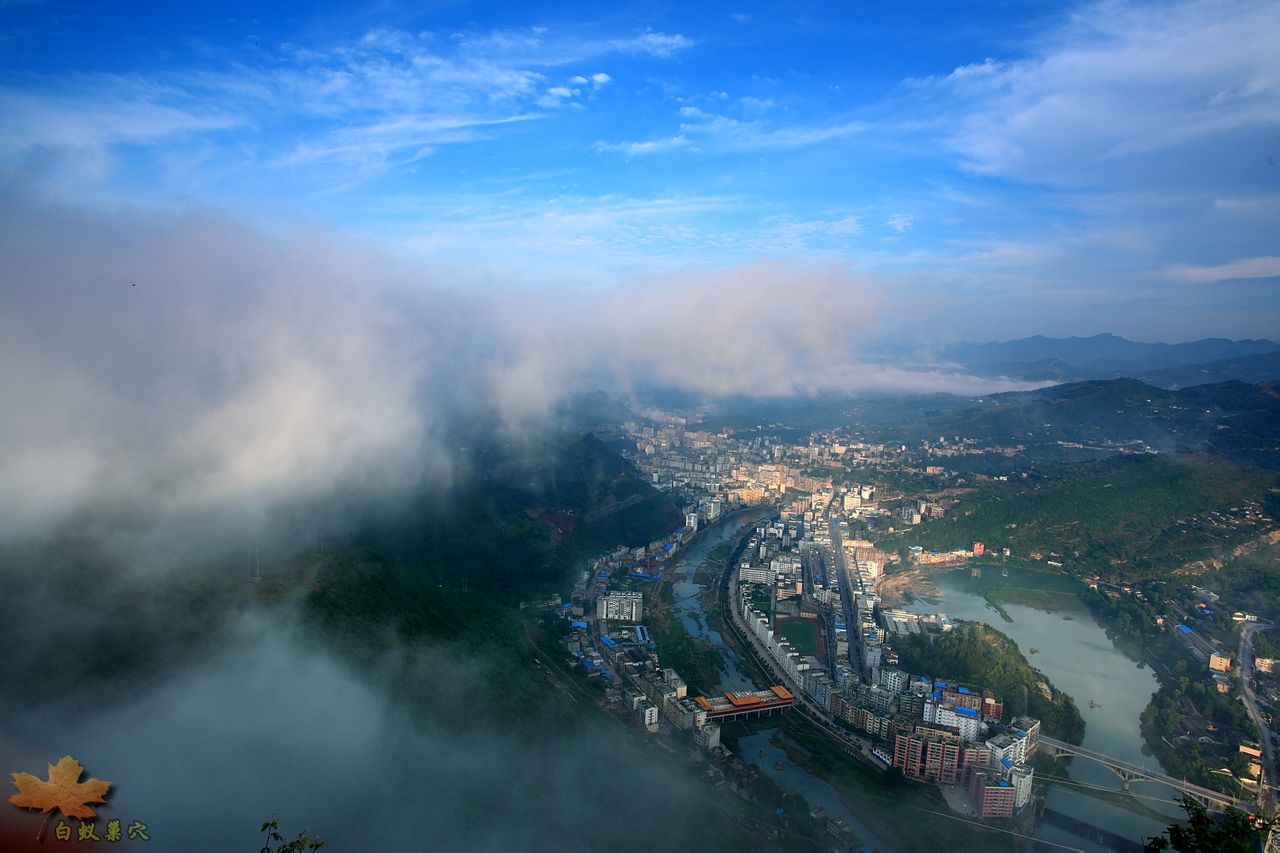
<box><xmin>738</xmin><ymin>727</ymin><xmax>893</xmax><ymax>852</ymax></box>
<box><xmin>668</xmin><ymin>517</ymin><xmax>1183</xmax><ymax>850</ymax></box>
<box><xmin>669</xmin><ymin>510</ymin><xmax>890</xmax><ymax>850</ymax></box>
<box><xmin>668</xmin><ymin>508</ymin><xmax>772</xmax><ymax>694</ymax></box>
<box><xmin>905</xmin><ymin>566</ymin><xmax>1186</xmax><ymax>851</ymax></box>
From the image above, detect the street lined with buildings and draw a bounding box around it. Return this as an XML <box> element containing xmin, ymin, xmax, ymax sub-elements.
<box><xmin>535</xmin><ymin>407</ymin><xmax>1277</xmax><ymax>848</ymax></box>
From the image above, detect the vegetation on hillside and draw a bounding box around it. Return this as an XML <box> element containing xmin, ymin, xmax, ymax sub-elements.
<box><xmin>1204</xmin><ymin>538</ymin><xmax>1280</xmax><ymax>623</ymax></box>
<box><xmin>886</xmin><ymin>453</ymin><xmax>1276</xmax><ymax>578</ymax></box>
<box><xmin>1143</xmin><ymin>798</ymin><xmax>1271</xmax><ymax>852</ymax></box>
<box><xmin>351</xmin><ymin>431</ymin><xmax>683</xmax><ymax>602</ymax></box>
<box><xmin>706</xmin><ymin>379</ymin><xmax>1280</xmax><ymax>469</ymax></box>
<box><xmin>891</xmin><ymin>622</ymin><xmax>1086</xmax><ymax>743</ymax></box>
<box><xmin>1081</xmin><ymin>587</ymin><xmax>1257</xmax><ymax>793</ymax></box>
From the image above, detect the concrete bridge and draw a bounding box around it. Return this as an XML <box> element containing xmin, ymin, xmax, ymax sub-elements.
<box><xmin>1039</xmin><ymin>735</ymin><xmax>1255</xmax><ymax>813</ymax></box>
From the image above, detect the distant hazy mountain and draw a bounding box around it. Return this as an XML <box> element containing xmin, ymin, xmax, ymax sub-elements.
<box><xmin>709</xmin><ymin>377</ymin><xmax>1280</xmax><ymax>469</ymax></box>
<box><xmin>1134</xmin><ymin>350</ymin><xmax>1280</xmax><ymax>389</ymax></box>
<box><xmin>943</xmin><ymin>333</ymin><xmax>1280</xmax><ymax>379</ymax></box>
<box><xmin>555</xmin><ymin>390</ymin><xmax>644</xmax><ymax>428</ymax></box>
<box><xmin>924</xmin><ymin>378</ymin><xmax>1280</xmax><ymax>468</ymax></box>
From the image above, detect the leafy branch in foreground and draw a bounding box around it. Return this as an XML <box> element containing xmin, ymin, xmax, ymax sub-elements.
<box><xmin>260</xmin><ymin>815</ymin><xmax>324</xmax><ymax>853</ymax></box>
<box><xmin>1142</xmin><ymin>797</ymin><xmax>1270</xmax><ymax>852</ymax></box>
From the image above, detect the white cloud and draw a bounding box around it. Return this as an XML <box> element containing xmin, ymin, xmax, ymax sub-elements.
<box><xmin>759</xmin><ymin>216</ymin><xmax>863</xmax><ymax>252</ymax></box>
<box><xmin>598</xmin><ymin>108</ymin><xmax>865</xmax><ymax>156</ymax></box>
<box><xmin>0</xmin><ymin>78</ymin><xmax>243</xmax><ymax>190</ymax></box>
<box><xmin>918</xmin><ymin>0</ymin><xmax>1280</xmax><ymax>187</ymax></box>
<box><xmin>1166</xmin><ymin>256</ymin><xmax>1280</xmax><ymax>283</ymax></box>
<box><xmin>613</xmin><ymin>32</ymin><xmax>694</xmax><ymax>58</ymax></box>
<box><xmin>0</xmin><ymin>24</ymin><xmax>690</xmax><ymax>191</ymax></box>
<box><xmin>886</xmin><ymin>213</ymin><xmax>915</xmax><ymax>233</ymax></box>
<box><xmin>536</xmin><ymin>85</ymin><xmax>582</xmax><ymax>107</ymax></box>
<box><xmin>594</xmin><ymin>135</ymin><xmax>690</xmax><ymax>156</ymax></box>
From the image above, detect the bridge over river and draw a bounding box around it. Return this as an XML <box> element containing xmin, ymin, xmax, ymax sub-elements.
<box><xmin>1039</xmin><ymin>734</ymin><xmax>1256</xmax><ymax>813</ymax></box>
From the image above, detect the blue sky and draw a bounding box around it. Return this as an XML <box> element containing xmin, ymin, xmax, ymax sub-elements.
<box><xmin>2</xmin><ymin>0</ymin><xmax>1278</xmax><ymax>340</ymax></box>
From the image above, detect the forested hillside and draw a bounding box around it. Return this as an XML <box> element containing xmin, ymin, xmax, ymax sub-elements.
<box><xmin>886</xmin><ymin>454</ymin><xmax>1277</xmax><ymax>578</ymax></box>
<box><xmin>892</xmin><ymin>622</ymin><xmax>1085</xmax><ymax>743</ymax></box>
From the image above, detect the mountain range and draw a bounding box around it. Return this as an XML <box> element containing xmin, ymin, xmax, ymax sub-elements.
<box><xmin>938</xmin><ymin>333</ymin><xmax>1280</xmax><ymax>387</ymax></box>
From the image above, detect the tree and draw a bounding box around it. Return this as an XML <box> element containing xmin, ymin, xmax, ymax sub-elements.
<box><xmin>1142</xmin><ymin>798</ymin><xmax>1269</xmax><ymax>853</ymax></box>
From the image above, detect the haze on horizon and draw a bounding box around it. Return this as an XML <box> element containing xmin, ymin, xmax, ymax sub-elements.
<box><xmin>1</xmin><ymin>0</ymin><xmax>1276</xmax><ymax>344</ymax></box>
<box><xmin>2</xmin><ymin>2</ymin><xmax>1279</xmax><ymax>849</ymax></box>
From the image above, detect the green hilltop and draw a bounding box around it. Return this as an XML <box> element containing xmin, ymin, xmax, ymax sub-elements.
<box><xmin>885</xmin><ymin>453</ymin><xmax>1278</xmax><ymax>578</ymax></box>
<box><xmin>892</xmin><ymin>622</ymin><xmax>1085</xmax><ymax>744</ymax></box>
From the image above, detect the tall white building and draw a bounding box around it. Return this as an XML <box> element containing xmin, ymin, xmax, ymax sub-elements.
<box><xmin>1010</xmin><ymin>764</ymin><xmax>1034</xmax><ymax>809</ymax></box>
<box><xmin>878</xmin><ymin>668</ymin><xmax>908</xmax><ymax>694</ymax></box>
<box><xmin>924</xmin><ymin>701</ymin><xmax>982</xmax><ymax>742</ymax></box>
<box><xmin>597</xmin><ymin>591</ymin><xmax>644</xmax><ymax>622</ymax></box>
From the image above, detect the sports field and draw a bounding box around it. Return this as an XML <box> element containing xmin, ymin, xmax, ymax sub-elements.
<box><xmin>774</xmin><ymin>615</ymin><xmax>824</xmax><ymax>659</ymax></box>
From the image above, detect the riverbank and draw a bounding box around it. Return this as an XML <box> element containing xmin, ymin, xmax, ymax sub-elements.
<box><xmin>893</xmin><ymin>621</ymin><xmax>1086</xmax><ymax>744</ymax></box>
<box><xmin>877</xmin><ymin>568</ymin><xmax>942</xmax><ymax>606</ymax></box>
<box><xmin>722</xmin><ymin>718</ymin><xmax>1019</xmax><ymax>851</ymax></box>
<box><xmin>903</xmin><ymin>567</ymin><xmax>1191</xmax><ymax>848</ymax></box>
<box><xmin>1078</xmin><ymin>587</ymin><xmax>1253</xmax><ymax>798</ymax></box>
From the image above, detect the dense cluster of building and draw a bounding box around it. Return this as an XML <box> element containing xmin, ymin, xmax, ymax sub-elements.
<box><xmin>554</xmin><ymin>407</ymin><xmax>1050</xmax><ymax>820</ymax></box>
<box><xmin>725</xmin><ymin>485</ymin><xmax>1041</xmax><ymax>819</ymax></box>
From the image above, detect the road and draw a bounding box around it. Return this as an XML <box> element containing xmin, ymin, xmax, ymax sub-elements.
<box><xmin>716</xmin><ymin>519</ymin><xmax>881</xmax><ymax>765</ymax></box>
<box><xmin>1239</xmin><ymin>621</ymin><xmax>1278</xmax><ymax>816</ymax></box>
<box><xmin>1166</xmin><ymin>599</ymin><xmax>1219</xmax><ymax>661</ymax></box>
<box><xmin>826</xmin><ymin>508</ymin><xmax>861</xmax><ymax>672</ymax></box>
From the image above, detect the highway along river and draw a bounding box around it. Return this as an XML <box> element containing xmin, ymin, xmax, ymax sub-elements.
<box><xmin>907</xmin><ymin>567</ymin><xmax>1186</xmax><ymax>851</ymax></box>
<box><xmin>669</xmin><ymin>510</ymin><xmax>890</xmax><ymax>851</ymax></box>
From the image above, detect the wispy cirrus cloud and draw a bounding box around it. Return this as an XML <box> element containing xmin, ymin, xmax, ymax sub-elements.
<box><xmin>596</xmin><ymin>104</ymin><xmax>865</xmax><ymax>155</ymax></box>
<box><xmin>1166</xmin><ymin>256</ymin><xmax>1280</xmax><ymax>284</ymax></box>
<box><xmin>886</xmin><ymin>213</ymin><xmax>915</xmax><ymax>233</ymax></box>
<box><xmin>612</xmin><ymin>32</ymin><xmax>694</xmax><ymax>58</ymax></box>
<box><xmin>593</xmin><ymin>135</ymin><xmax>690</xmax><ymax>156</ymax></box>
<box><xmin>0</xmin><ymin>24</ymin><xmax>694</xmax><ymax>192</ymax></box>
<box><xmin>909</xmin><ymin>0</ymin><xmax>1280</xmax><ymax>188</ymax></box>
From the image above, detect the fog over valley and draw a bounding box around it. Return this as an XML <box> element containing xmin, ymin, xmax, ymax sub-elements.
<box><xmin>3</xmin><ymin>1</ymin><xmax>1279</xmax><ymax>850</ymax></box>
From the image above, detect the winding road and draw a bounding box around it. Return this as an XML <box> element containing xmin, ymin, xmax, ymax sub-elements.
<box><xmin>1238</xmin><ymin>621</ymin><xmax>1277</xmax><ymax>816</ymax></box>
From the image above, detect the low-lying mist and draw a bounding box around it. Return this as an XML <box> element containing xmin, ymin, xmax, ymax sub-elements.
<box><xmin>0</xmin><ymin>188</ymin><xmax>1037</xmax><ymax>547</ymax></box>
<box><xmin>1</xmin><ymin>607</ymin><xmax>743</xmax><ymax>850</ymax></box>
<box><xmin>0</xmin><ymin>188</ymin><xmax>1032</xmax><ymax>849</ymax></box>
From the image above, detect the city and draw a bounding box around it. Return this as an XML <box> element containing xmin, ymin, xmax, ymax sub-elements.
<box><xmin>3</xmin><ymin>1</ymin><xmax>1279</xmax><ymax>851</ymax></box>
<box><xmin>532</xmin><ymin>403</ymin><xmax>1280</xmax><ymax>850</ymax></box>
